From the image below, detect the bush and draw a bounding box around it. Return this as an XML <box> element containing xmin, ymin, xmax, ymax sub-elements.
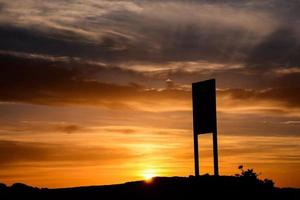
<box><xmin>236</xmin><ymin>165</ymin><xmax>274</xmax><ymax>189</ymax></box>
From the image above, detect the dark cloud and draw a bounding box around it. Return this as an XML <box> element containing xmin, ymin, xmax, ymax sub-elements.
<box><xmin>0</xmin><ymin>50</ymin><xmax>149</xmax><ymax>85</ymax></box>
<box><xmin>0</xmin><ymin>52</ymin><xmax>299</xmax><ymax>112</ymax></box>
<box><xmin>0</xmin><ymin>1</ymin><xmax>282</xmax><ymax>63</ymax></box>
<box><xmin>0</xmin><ymin>3</ymin><xmax>5</xmax><ymax>11</ymax></box>
<box><xmin>246</xmin><ymin>27</ymin><xmax>300</xmax><ymax>68</ymax></box>
<box><xmin>57</xmin><ymin>124</ymin><xmax>84</xmax><ymax>134</ymax></box>
<box><xmin>220</xmin><ymin>88</ymin><xmax>300</xmax><ymax>108</ymax></box>
<box><xmin>270</xmin><ymin>72</ymin><xmax>300</xmax><ymax>88</ymax></box>
<box><xmin>0</xmin><ymin>140</ymin><xmax>135</xmax><ymax>167</ymax></box>
<box><xmin>0</xmin><ymin>1</ymin><xmax>299</xmax><ymax>110</ymax></box>
<box><xmin>0</xmin><ymin>24</ymin><xmax>122</xmax><ymax>61</ymax></box>
<box><xmin>0</xmin><ymin>1</ymin><xmax>299</xmax><ymax>86</ymax></box>
<box><xmin>0</xmin><ymin>52</ymin><xmax>148</xmax><ymax>107</ymax></box>
<box><xmin>103</xmin><ymin>128</ymin><xmax>137</xmax><ymax>134</ymax></box>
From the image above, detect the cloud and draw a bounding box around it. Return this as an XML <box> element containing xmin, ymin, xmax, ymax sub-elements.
<box><xmin>0</xmin><ymin>51</ymin><xmax>300</xmax><ymax>116</ymax></box>
<box><xmin>0</xmin><ymin>25</ymin><xmax>112</xmax><ymax>60</ymax></box>
<box><xmin>176</xmin><ymin>135</ymin><xmax>300</xmax><ymax>163</ymax></box>
<box><xmin>219</xmin><ymin>88</ymin><xmax>300</xmax><ymax>108</ymax></box>
<box><xmin>246</xmin><ymin>27</ymin><xmax>300</xmax><ymax>68</ymax></box>
<box><xmin>57</xmin><ymin>124</ymin><xmax>84</xmax><ymax>134</ymax></box>
<box><xmin>280</xmin><ymin>121</ymin><xmax>300</xmax><ymax>125</ymax></box>
<box><xmin>0</xmin><ymin>1</ymin><xmax>299</xmax><ymax>91</ymax></box>
<box><xmin>0</xmin><ymin>140</ymin><xmax>136</xmax><ymax>167</ymax></box>
<box><xmin>0</xmin><ymin>0</ymin><xmax>299</xmax><ymax>92</ymax></box>
<box><xmin>0</xmin><ymin>0</ymin><xmax>288</xmax><ymax>65</ymax></box>
<box><xmin>0</xmin><ymin>52</ymin><xmax>190</xmax><ymax>111</ymax></box>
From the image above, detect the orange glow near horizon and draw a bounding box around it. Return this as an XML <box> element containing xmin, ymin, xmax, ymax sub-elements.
<box><xmin>0</xmin><ymin>100</ymin><xmax>299</xmax><ymax>188</ymax></box>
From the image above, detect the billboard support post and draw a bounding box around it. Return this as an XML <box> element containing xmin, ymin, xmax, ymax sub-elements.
<box><xmin>193</xmin><ymin>133</ymin><xmax>199</xmax><ymax>177</ymax></box>
<box><xmin>213</xmin><ymin>131</ymin><xmax>219</xmax><ymax>176</ymax></box>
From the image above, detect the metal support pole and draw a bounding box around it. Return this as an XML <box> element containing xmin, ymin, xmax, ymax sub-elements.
<box><xmin>194</xmin><ymin>133</ymin><xmax>199</xmax><ymax>176</ymax></box>
<box><xmin>213</xmin><ymin>131</ymin><xmax>219</xmax><ymax>176</ymax></box>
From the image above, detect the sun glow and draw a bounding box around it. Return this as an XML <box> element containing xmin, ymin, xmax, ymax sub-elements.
<box><xmin>143</xmin><ymin>169</ymin><xmax>156</xmax><ymax>182</ymax></box>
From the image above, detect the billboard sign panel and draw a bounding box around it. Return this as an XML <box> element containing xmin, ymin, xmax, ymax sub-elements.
<box><xmin>192</xmin><ymin>79</ymin><xmax>217</xmax><ymax>135</ymax></box>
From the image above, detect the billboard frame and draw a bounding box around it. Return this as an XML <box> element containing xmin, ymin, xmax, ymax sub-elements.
<box><xmin>192</xmin><ymin>79</ymin><xmax>219</xmax><ymax>176</ymax></box>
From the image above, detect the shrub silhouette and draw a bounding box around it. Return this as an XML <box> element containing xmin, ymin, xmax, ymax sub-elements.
<box><xmin>263</xmin><ymin>178</ymin><xmax>275</xmax><ymax>189</ymax></box>
<box><xmin>236</xmin><ymin>165</ymin><xmax>274</xmax><ymax>189</ymax></box>
<box><xmin>237</xmin><ymin>165</ymin><xmax>258</xmax><ymax>179</ymax></box>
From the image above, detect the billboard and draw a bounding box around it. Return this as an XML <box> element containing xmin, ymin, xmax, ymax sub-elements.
<box><xmin>192</xmin><ymin>79</ymin><xmax>217</xmax><ymax>134</ymax></box>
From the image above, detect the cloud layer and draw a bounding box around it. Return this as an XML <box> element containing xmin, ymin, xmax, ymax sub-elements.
<box><xmin>0</xmin><ymin>0</ymin><xmax>299</xmax><ymax>66</ymax></box>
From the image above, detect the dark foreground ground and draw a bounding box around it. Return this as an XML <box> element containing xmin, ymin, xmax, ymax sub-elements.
<box><xmin>0</xmin><ymin>176</ymin><xmax>299</xmax><ymax>200</ymax></box>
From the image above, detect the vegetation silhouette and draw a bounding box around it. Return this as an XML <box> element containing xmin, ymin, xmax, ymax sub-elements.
<box><xmin>0</xmin><ymin>166</ymin><xmax>299</xmax><ymax>200</ymax></box>
<box><xmin>236</xmin><ymin>165</ymin><xmax>275</xmax><ymax>189</ymax></box>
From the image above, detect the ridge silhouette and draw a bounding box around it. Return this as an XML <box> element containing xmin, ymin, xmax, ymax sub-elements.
<box><xmin>1</xmin><ymin>172</ymin><xmax>299</xmax><ymax>200</ymax></box>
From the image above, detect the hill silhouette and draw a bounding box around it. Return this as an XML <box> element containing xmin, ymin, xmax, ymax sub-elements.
<box><xmin>1</xmin><ymin>175</ymin><xmax>299</xmax><ymax>200</ymax></box>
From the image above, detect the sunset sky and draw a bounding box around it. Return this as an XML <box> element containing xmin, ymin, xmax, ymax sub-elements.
<box><xmin>0</xmin><ymin>0</ymin><xmax>299</xmax><ymax>188</ymax></box>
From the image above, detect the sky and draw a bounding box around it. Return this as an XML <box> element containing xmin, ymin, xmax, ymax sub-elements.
<box><xmin>0</xmin><ymin>0</ymin><xmax>299</xmax><ymax>188</ymax></box>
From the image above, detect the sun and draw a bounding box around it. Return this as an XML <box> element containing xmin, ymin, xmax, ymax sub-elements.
<box><xmin>143</xmin><ymin>169</ymin><xmax>156</xmax><ymax>182</ymax></box>
<box><xmin>144</xmin><ymin>173</ymin><xmax>155</xmax><ymax>181</ymax></box>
